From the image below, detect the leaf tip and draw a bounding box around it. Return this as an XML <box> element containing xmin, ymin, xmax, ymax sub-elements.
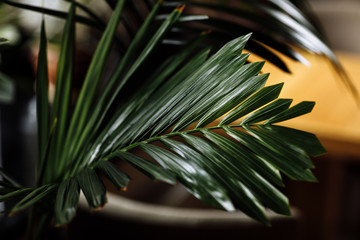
<box><xmin>245</xmin><ymin>32</ymin><xmax>253</xmax><ymax>38</ymax></box>
<box><xmin>176</xmin><ymin>5</ymin><xmax>186</xmax><ymax>13</ymax></box>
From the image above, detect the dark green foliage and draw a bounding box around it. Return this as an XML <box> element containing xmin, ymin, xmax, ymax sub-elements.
<box><xmin>55</xmin><ymin>178</ymin><xmax>80</xmax><ymax>225</ymax></box>
<box><xmin>0</xmin><ymin>1</ymin><xmax>331</xmax><ymax>238</ymax></box>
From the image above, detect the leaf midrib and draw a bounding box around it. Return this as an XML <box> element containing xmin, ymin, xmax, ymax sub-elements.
<box><xmin>104</xmin><ymin>123</ymin><xmax>254</xmax><ymax>160</ymax></box>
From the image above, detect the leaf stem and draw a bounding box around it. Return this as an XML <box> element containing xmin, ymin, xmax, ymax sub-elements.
<box><xmin>104</xmin><ymin>124</ymin><xmax>248</xmax><ymax>160</ymax></box>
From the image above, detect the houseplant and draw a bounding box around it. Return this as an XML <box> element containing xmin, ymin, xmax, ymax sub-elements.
<box><xmin>0</xmin><ymin>0</ymin><xmax>349</xmax><ymax>239</ymax></box>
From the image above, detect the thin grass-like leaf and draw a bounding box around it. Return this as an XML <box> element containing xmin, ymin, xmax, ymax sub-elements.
<box><xmin>37</xmin><ymin>117</ymin><xmax>58</xmax><ymax>185</ymax></box>
<box><xmin>0</xmin><ymin>180</ymin><xmax>19</xmax><ymax>189</ymax></box>
<box><xmin>63</xmin><ymin>0</ymin><xmax>126</xmax><ymax>175</ymax></box>
<box><xmin>0</xmin><ymin>188</ymin><xmax>32</xmax><ymax>202</ymax></box>
<box><xmin>46</xmin><ymin>3</ymin><xmax>76</xmax><ymax>183</ymax></box>
<box><xmin>0</xmin><ymin>187</ymin><xmax>18</xmax><ymax>196</ymax></box>
<box><xmin>0</xmin><ymin>168</ymin><xmax>21</xmax><ymax>188</ymax></box>
<box><xmin>9</xmin><ymin>185</ymin><xmax>56</xmax><ymax>215</ymax></box>
<box><xmin>36</xmin><ymin>19</ymin><xmax>49</xmax><ymax>169</ymax></box>
<box><xmin>90</xmin><ymin>3</ymin><xmax>183</xmax><ymax>128</ymax></box>
<box><xmin>70</xmin><ymin>1</ymin><xmax>165</xmax><ymax>165</ymax></box>
<box><xmin>156</xmin><ymin>14</ymin><xmax>209</xmax><ymax>22</ymax></box>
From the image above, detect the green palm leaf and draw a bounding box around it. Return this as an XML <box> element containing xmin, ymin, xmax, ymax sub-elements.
<box><xmin>97</xmin><ymin>161</ymin><xmax>131</xmax><ymax>190</ymax></box>
<box><xmin>0</xmin><ymin>0</ymin><xmax>349</xmax><ymax>75</ymax></box>
<box><xmin>161</xmin><ymin>1</ymin><xmax>324</xmax><ymax>61</ymax></box>
<box><xmin>77</xmin><ymin>169</ymin><xmax>106</xmax><ymax>210</ymax></box>
<box><xmin>62</xmin><ymin>31</ymin><xmax>324</xmax><ymax>225</ymax></box>
<box><xmin>54</xmin><ymin>178</ymin><xmax>79</xmax><ymax>226</ymax></box>
<box><xmin>46</xmin><ymin>2</ymin><xmax>76</xmax><ymax>183</ymax></box>
<box><xmin>114</xmin><ymin>151</ymin><xmax>176</xmax><ymax>185</ymax></box>
<box><xmin>0</xmin><ymin>0</ymin><xmax>328</xmax><ymax>235</ymax></box>
<box><xmin>71</xmin><ymin>33</ymin><xmax>323</xmax><ymax>225</ymax></box>
<box><xmin>36</xmin><ymin>20</ymin><xmax>49</xmax><ymax>172</ymax></box>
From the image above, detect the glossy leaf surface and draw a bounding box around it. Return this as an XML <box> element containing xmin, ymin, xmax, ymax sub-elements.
<box><xmin>97</xmin><ymin>161</ymin><xmax>131</xmax><ymax>190</ymax></box>
<box><xmin>55</xmin><ymin>178</ymin><xmax>80</xmax><ymax>225</ymax></box>
<box><xmin>0</xmin><ymin>1</ymin><xmax>329</xmax><ymax>229</ymax></box>
<box><xmin>77</xmin><ymin>169</ymin><xmax>106</xmax><ymax>210</ymax></box>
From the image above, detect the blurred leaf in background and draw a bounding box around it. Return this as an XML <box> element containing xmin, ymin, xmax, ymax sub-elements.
<box><xmin>0</xmin><ymin>71</ymin><xmax>14</xmax><ymax>103</ymax></box>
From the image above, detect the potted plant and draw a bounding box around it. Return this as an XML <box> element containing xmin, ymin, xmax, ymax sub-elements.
<box><xmin>0</xmin><ymin>0</ymin><xmax>351</xmax><ymax>239</ymax></box>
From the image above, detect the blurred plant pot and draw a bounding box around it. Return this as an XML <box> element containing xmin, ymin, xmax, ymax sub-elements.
<box><xmin>71</xmin><ymin>166</ymin><xmax>305</xmax><ymax>240</ymax></box>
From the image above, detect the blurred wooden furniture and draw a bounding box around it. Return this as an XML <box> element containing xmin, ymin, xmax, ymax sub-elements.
<box><xmin>258</xmin><ymin>51</ymin><xmax>360</xmax><ymax>240</ymax></box>
<box><xmin>263</xmin><ymin>52</ymin><xmax>360</xmax><ymax>157</ymax></box>
<box><xmin>75</xmin><ymin>192</ymin><xmax>304</xmax><ymax>240</ymax></box>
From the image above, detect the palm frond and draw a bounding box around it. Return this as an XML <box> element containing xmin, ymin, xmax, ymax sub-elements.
<box><xmin>54</xmin><ymin>178</ymin><xmax>79</xmax><ymax>226</ymax></box>
<box><xmin>161</xmin><ymin>0</ymin><xmax>327</xmax><ymax>62</ymax></box>
<box><xmin>60</xmin><ymin>0</ymin><xmax>127</xmax><ymax>179</ymax></box>
<box><xmin>77</xmin><ymin>169</ymin><xmax>106</xmax><ymax>210</ymax></box>
<box><xmin>66</xmin><ymin>34</ymin><xmax>323</xmax><ymax>225</ymax></box>
<box><xmin>0</xmin><ymin>0</ymin><xmax>346</xmax><ymax>73</ymax></box>
<box><xmin>2</xmin><ymin>0</ymin><xmax>355</xmax><ymax>96</ymax></box>
<box><xmin>0</xmin><ymin>0</ymin><xmax>328</xmax><ymax>235</ymax></box>
<box><xmin>97</xmin><ymin>161</ymin><xmax>131</xmax><ymax>190</ymax></box>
